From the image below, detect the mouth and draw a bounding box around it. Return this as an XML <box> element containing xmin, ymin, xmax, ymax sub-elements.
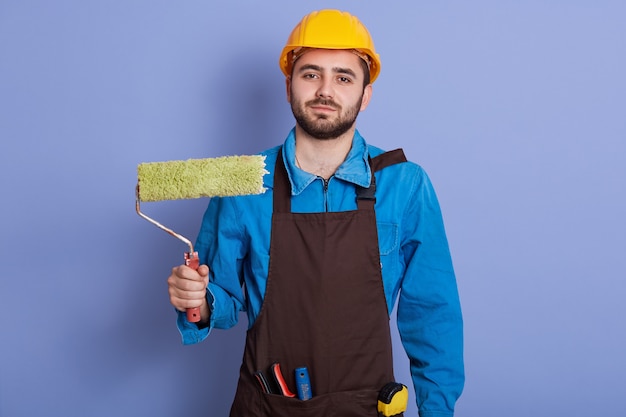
<box><xmin>310</xmin><ymin>106</ymin><xmax>336</xmax><ymax>114</ymax></box>
<box><xmin>308</xmin><ymin>100</ymin><xmax>338</xmax><ymax>114</ymax></box>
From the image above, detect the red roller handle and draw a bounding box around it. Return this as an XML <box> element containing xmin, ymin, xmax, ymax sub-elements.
<box><xmin>184</xmin><ymin>251</ymin><xmax>202</xmax><ymax>323</ymax></box>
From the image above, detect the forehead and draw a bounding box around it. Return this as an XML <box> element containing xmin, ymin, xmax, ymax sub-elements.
<box><xmin>293</xmin><ymin>49</ymin><xmax>366</xmax><ymax>78</ymax></box>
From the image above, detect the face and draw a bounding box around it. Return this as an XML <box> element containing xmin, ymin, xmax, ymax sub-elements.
<box><xmin>287</xmin><ymin>49</ymin><xmax>372</xmax><ymax>140</ymax></box>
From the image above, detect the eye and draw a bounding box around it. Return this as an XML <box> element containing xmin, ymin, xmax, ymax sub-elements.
<box><xmin>303</xmin><ymin>73</ymin><xmax>319</xmax><ymax>80</ymax></box>
<box><xmin>337</xmin><ymin>76</ymin><xmax>353</xmax><ymax>84</ymax></box>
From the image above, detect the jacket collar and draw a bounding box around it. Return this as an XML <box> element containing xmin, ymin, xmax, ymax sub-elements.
<box><xmin>282</xmin><ymin>128</ymin><xmax>372</xmax><ymax>196</ymax></box>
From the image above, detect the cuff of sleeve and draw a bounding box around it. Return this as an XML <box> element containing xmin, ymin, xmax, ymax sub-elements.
<box><xmin>175</xmin><ymin>288</ymin><xmax>215</xmax><ymax>345</ymax></box>
<box><xmin>419</xmin><ymin>411</ymin><xmax>454</xmax><ymax>417</ymax></box>
<box><xmin>176</xmin><ymin>311</ymin><xmax>210</xmax><ymax>345</ymax></box>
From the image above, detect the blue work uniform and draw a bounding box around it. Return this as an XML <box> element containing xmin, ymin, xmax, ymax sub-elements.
<box><xmin>177</xmin><ymin>129</ymin><xmax>464</xmax><ymax>416</ymax></box>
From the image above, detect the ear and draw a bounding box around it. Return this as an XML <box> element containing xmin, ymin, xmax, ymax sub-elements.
<box><xmin>285</xmin><ymin>76</ymin><xmax>292</xmax><ymax>103</ymax></box>
<box><xmin>359</xmin><ymin>84</ymin><xmax>373</xmax><ymax>111</ymax></box>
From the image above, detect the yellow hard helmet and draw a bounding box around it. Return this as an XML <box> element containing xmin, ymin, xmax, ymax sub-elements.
<box><xmin>279</xmin><ymin>9</ymin><xmax>381</xmax><ymax>83</ymax></box>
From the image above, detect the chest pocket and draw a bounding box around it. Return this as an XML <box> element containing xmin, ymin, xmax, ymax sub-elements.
<box><xmin>377</xmin><ymin>222</ymin><xmax>399</xmax><ymax>285</ymax></box>
<box><xmin>376</xmin><ymin>221</ymin><xmax>400</xmax><ymax>315</ymax></box>
<box><xmin>376</xmin><ymin>222</ymin><xmax>398</xmax><ymax>256</ymax></box>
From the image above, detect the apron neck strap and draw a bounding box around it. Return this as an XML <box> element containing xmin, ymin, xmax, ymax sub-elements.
<box><xmin>357</xmin><ymin>149</ymin><xmax>408</xmax><ymax>209</ymax></box>
<box><xmin>273</xmin><ymin>149</ymin><xmax>292</xmax><ymax>213</ymax></box>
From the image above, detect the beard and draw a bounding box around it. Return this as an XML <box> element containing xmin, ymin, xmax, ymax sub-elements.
<box><xmin>290</xmin><ymin>93</ymin><xmax>363</xmax><ymax>140</ymax></box>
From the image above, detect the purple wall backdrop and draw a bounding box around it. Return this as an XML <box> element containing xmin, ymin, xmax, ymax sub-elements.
<box><xmin>1</xmin><ymin>1</ymin><xmax>624</xmax><ymax>416</ymax></box>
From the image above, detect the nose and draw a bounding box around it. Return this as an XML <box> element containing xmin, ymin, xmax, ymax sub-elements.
<box><xmin>316</xmin><ymin>77</ymin><xmax>334</xmax><ymax>99</ymax></box>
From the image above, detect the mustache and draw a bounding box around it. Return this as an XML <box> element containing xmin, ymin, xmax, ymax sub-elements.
<box><xmin>305</xmin><ymin>98</ymin><xmax>341</xmax><ymax>110</ymax></box>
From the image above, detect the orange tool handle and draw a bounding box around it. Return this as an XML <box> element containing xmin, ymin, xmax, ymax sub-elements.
<box><xmin>184</xmin><ymin>251</ymin><xmax>202</xmax><ymax>323</ymax></box>
<box><xmin>271</xmin><ymin>363</ymin><xmax>296</xmax><ymax>397</ymax></box>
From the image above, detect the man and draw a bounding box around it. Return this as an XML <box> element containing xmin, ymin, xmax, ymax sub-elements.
<box><xmin>167</xmin><ymin>9</ymin><xmax>464</xmax><ymax>417</ymax></box>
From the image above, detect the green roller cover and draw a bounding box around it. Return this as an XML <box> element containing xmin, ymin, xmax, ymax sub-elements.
<box><xmin>137</xmin><ymin>155</ymin><xmax>267</xmax><ymax>202</ymax></box>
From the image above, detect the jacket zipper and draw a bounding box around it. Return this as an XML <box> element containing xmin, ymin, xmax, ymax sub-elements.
<box><xmin>322</xmin><ymin>177</ymin><xmax>330</xmax><ymax>212</ymax></box>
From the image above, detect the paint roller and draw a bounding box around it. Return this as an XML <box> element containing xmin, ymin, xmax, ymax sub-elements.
<box><xmin>136</xmin><ymin>155</ymin><xmax>268</xmax><ymax>322</ymax></box>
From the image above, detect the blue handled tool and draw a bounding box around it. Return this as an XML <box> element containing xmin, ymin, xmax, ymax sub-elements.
<box><xmin>295</xmin><ymin>366</ymin><xmax>313</xmax><ymax>400</ymax></box>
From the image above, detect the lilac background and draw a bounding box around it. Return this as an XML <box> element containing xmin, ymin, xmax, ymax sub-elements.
<box><xmin>1</xmin><ymin>1</ymin><xmax>625</xmax><ymax>416</ymax></box>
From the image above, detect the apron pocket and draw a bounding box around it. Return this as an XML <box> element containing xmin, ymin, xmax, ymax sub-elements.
<box><xmin>260</xmin><ymin>389</ymin><xmax>379</xmax><ymax>417</ymax></box>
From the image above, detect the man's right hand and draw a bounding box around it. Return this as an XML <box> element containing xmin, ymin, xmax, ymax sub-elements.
<box><xmin>167</xmin><ymin>264</ymin><xmax>210</xmax><ymax>325</ymax></box>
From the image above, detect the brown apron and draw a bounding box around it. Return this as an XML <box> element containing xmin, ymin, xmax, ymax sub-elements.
<box><xmin>229</xmin><ymin>149</ymin><xmax>407</xmax><ymax>417</ymax></box>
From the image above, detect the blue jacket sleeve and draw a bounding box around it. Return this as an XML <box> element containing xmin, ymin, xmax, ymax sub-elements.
<box><xmin>397</xmin><ymin>168</ymin><xmax>465</xmax><ymax>416</ymax></box>
<box><xmin>176</xmin><ymin>196</ymin><xmax>248</xmax><ymax>345</ymax></box>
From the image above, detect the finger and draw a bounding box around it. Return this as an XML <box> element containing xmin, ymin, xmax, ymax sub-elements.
<box><xmin>172</xmin><ymin>265</ymin><xmax>204</xmax><ymax>282</ymax></box>
<box><xmin>170</xmin><ymin>295</ymin><xmax>205</xmax><ymax>311</ymax></box>
<box><xmin>168</xmin><ymin>284</ymin><xmax>206</xmax><ymax>311</ymax></box>
<box><xmin>169</xmin><ymin>286</ymin><xmax>206</xmax><ymax>301</ymax></box>
<box><xmin>168</xmin><ymin>274</ymin><xmax>206</xmax><ymax>292</ymax></box>
<box><xmin>197</xmin><ymin>264</ymin><xmax>209</xmax><ymax>277</ymax></box>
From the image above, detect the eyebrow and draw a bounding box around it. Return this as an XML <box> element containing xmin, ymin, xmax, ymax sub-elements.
<box><xmin>297</xmin><ymin>64</ymin><xmax>358</xmax><ymax>79</ymax></box>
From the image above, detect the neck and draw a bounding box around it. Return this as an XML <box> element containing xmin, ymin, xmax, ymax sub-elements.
<box><xmin>294</xmin><ymin>125</ymin><xmax>355</xmax><ymax>180</ymax></box>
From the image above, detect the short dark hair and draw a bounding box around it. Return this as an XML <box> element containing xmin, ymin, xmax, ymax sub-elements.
<box><xmin>357</xmin><ymin>57</ymin><xmax>371</xmax><ymax>87</ymax></box>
